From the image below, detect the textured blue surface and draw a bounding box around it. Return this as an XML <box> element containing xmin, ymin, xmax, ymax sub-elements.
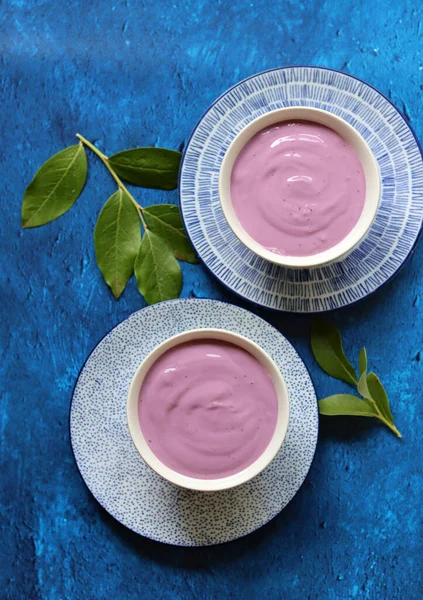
<box><xmin>1</xmin><ymin>1</ymin><xmax>423</xmax><ymax>598</ymax></box>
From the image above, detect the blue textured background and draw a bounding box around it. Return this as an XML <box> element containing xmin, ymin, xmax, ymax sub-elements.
<box><xmin>1</xmin><ymin>1</ymin><xmax>423</xmax><ymax>598</ymax></box>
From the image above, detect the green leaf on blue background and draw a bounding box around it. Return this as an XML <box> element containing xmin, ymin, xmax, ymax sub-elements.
<box><xmin>94</xmin><ymin>189</ymin><xmax>141</xmax><ymax>299</ymax></box>
<box><xmin>108</xmin><ymin>148</ymin><xmax>181</xmax><ymax>190</ymax></box>
<box><xmin>134</xmin><ymin>229</ymin><xmax>182</xmax><ymax>304</ymax></box>
<box><xmin>22</xmin><ymin>143</ymin><xmax>87</xmax><ymax>228</ymax></box>
<box><xmin>143</xmin><ymin>204</ymin><xmax>197</xmax><ymax>263</ymax></box>
<box><xmin>311</xmin><ymin>320</ymin><xmax>358</xmax><ymax>385</ymax></box>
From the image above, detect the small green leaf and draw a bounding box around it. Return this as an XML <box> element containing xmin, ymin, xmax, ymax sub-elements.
<box><xmin>22</xmin><ymin>144</ymin><xmax>87</xmax><ymax>228</ymax></box>
<box><xmin>108</xmin><ymin>148</ymin><xmax>181</xmax><ymax>190</ymax></box>
<box><xmin>311</xmin><ymin>320</ymin><xmax>358</xmax><ymax>385</ymax></box>
<box><xmin>357</xmin><ymin>372</ymin><xmax>371</xmax><ymax>399</ymax></box>
<box><xmin>134</xmin><ymin>230</ymin><xmax>182</xmax><ymax>304</ymax></box>
<box><xmin>319</xmin><ymin>394</ymin><xmax>378</xmax><ymax>417</ymax></box>
<box><xmin>358</xmin><ymin>347</ymin><xmax>367</xmax><ymax>377</ymax></box>
<box><xmin>94</xmin><ymin>190</ymin><xmax>141</xmax><ymax>299</ymax></box>
<box><xmin>143</xmin><ymin>204</ymin><xmax>197</xmax><ymax>263</ymax></box>
<box><xmin>367</xmin><ymin>372</ymin><xmax>394</xmax><ymax>423</ymax></box>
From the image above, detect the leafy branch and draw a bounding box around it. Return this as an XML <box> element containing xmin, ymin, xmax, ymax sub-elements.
<box><xmin>311</xmin><ymin>319</ymin><xmax>402</xmax><ymax>437</ymax></box>
<box><xmin>22</xmin><ymin>136</ymin><xmax>197</xmax><ymax>304</ymax></box>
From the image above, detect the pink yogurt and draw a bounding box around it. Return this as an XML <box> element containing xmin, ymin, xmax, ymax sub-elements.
<box><xmin>230</xmin><ymin>120</ymin><xmax>366</xmax><ymax>257</ymax></box>
<box><xmin>138</xmin><ymin>339</ymin><xmax>278</xmax><ymax>480</ymax></box>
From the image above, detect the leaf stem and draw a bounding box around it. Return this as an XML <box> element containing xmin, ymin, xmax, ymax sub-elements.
<box><xmin>376</xmin><ymin>416</ymin><xmax>402</xmax><ymax>438</ymax></box>
<box><xmin>75</xmin><ymin>134</ymin><xmax>108</xmax><ymax>160</ymax></box>
<box><xmin>76</xmin><ymin>133</ymin><xmax>148</xmax><ymax>230</ymax></box>
<box><xmin>363</xmin><ymin>397</ymin><xmax>401</xmax><ymax>438</ymax></box>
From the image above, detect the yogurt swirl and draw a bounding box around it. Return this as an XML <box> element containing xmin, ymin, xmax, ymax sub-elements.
<box><xmin>138</xmin><ymin>340</ymin><xmax>278</xmax><ymax>479</ymax></box>
<box><xmin>230</xmin><ymin>121</ymin><xmax>366</xmax><ymax>256</ymax></box>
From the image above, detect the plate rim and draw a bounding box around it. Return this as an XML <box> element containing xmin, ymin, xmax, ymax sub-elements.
<box><xmin>179</xmin><ymin>65</ymin><xmax>423</xmax><ymax>313</ymax></box>
<box><xmin>69</xmin><ymin>297</ymin><xmax>319</xmax><ymax>546</ymax></box>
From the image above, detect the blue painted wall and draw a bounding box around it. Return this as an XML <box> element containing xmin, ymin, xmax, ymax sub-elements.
<box><xmin>1</xmin><ymin>1</ymin><xmax>422</xmax><ymax>598</ymax></box>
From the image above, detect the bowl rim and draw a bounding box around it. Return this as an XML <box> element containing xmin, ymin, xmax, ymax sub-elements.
<box><xmin>127</xmin><ymin>327</ymin><xmax>290</xmax><ymax>492</ymax></box>
<box><xmin>219</xmin><ymin>105</ymin><xmax>381</xmax><ymax>268</ymax></box>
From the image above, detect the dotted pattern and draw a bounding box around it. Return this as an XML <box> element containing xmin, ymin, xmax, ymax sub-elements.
<box><xmin>70</xmin><ymin>299</ymin><xmax>318</xmax><ymax>546</ymax></box>
<box><xmin>179</xmin><ymin>67</ymin><xmax>423</xmax><ymax>312</ymax></box>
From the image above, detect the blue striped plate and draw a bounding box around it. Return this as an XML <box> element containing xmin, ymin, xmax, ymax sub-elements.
<box><xmin>180</xmin><ymin>67</ymin><xmax>423</xmax><ymax>312</ymax></box>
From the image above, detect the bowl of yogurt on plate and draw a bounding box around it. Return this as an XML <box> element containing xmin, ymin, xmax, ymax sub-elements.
<box><xmin>127</xmin><ymin>329</ymin><xmax>289</xmax><ymax>492</ymax></box>
<box><xmin>219</xmin><ymin>107</ymin><xmax>380</xmax><ymax>268</ymax></box>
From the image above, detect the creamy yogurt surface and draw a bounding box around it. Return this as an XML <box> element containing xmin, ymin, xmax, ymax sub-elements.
<box><xmin>230</xmin><ymin>120</ymin><xmax>366</xmax><ymax>256</ymax></box>
<box><xmin>138</xmin><ymin>339</ymin><xmax>278</xmax><ymax>480</ymax></box>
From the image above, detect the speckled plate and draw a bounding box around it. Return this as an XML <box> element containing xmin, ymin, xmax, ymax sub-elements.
<box><xmin>70</xmin><ymin>299</ymin><xmax>318</xmax><ymax>546</ymax></box>
<box><xmin>179</xmin><ymin>66</ymin><xmax>423</xmax><ymax>312</ymax></box>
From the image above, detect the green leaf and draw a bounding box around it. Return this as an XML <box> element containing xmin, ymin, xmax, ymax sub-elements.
<box><xmin>357</xmin><ymin>372</ymin><xmax>371</xmax><ymax>399</ymax></box>
<box><xmin>319</xmin><ymin>394</ymin><xmax>378</xmax><ymax>417</ymax></box>
<box><xmin>108</xmin><ymin>148</ymin><xmax>181</xmax><ymax>190</ymax></box>
<box><xmin>358</xmin><ymin>347</ymin><xmax>367</xmax><ymax>377</ymax></box>
<box><xmin>94</xmin><ymin>190</ymin><xmax>141</xmax><ymax>299</ymax></box>
<box><xmin>319</xmin><ymin>394</ymin><xmax>402</xmax><ymax>437</ymax></box>
<box><xmin>134</xmin><ymin>230</ymin><xmax>182</xmax><ymax>304</ymax></box>
<box><xmin>311</xmin><ymin>320</ymin><xmax>358</xmax><ymax>385</ymax></box>
<box><xmin>22</xmin><ymin>143</ymin><xmax>87</xmax><ymax>228</ymax></box>
<box><xmin>143</xmin><ymin>204</ymin><xmax>197</xmax><ymax>263</ymax></box>
<box><xmin>356</xmin><ymin>372</ymin><xmax>402</xmax><ymax>437</ymax></box>
<box><xmin>367</xmin><ymin>372</ymin><xmax>394</xmax><ymax>423</ymax></box>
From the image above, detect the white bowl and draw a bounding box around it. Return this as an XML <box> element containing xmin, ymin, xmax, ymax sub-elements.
<box><xmin>219</xmin><ymin>106</ymin><xmax>381</xmax><ymax>268</ymax></box>
<box><xmin>127</xmin><ymin>328</ymin><xmax>289</xmax><ymax>492</ymax></box>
